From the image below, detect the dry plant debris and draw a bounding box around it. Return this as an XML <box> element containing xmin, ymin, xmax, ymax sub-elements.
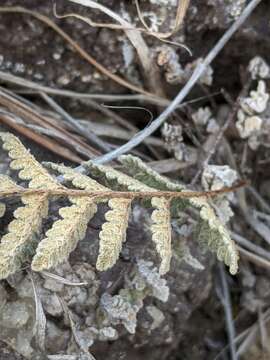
<box><xmin>0</xmin><ymin>1</ymin><xmax>269</xmax><ymax>358</ymax></box>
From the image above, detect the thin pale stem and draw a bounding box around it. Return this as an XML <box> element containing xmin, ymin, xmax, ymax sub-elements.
<box><xmin>79</xmin><ymin>0</ymin><xmax>262</xmax><ymax>167</ymax></box>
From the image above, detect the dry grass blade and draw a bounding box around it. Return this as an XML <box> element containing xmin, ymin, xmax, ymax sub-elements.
<box><xmin>258</xmin><ymin>307</ymin><xmax>270</xmax><ymax>354</ymax></box>
<box><xmin>41</xmin><ymin>270</ymin><xmax>88</xmax><ymax>286</ymax></box>
<box><xmin>0</xmin><ymin>112</ymin><xmax>83</xmax><ymax>163</ymax></box>
<box><xmin>231</xmin><ymin>231</ymin><xmax>270</xmax><ymax>262</ymax></box>
<box><xmin>0</xmin><ymin>203</ymin><xmax>5</xmax><ymax>218</ymax></box>
<box><xmin>57</xmin><ymin>295</ymin><xmax>97</xmax><ymax>359</ymax></box>
<box><xmin>47</xmin><ymin>356</ymin><xmax>78</xmax><ymax>360</ymax></box>
<box><xmin>0</xmin><ymin>70</ymin><xmax>166</xmax><ymax>105</ymax></box>
<box><xmin>214</xmin><ymin>309</ymin><xmax>270</xmax><ymax>360</ymax></box>
<box><xmin>40</xmin><ymin>92</ymin><xmax>111</xmax><ymax>153</ymax></box>
<box><xmin>57</xmin><ymin>0</ymin><xmax>191</xmax><ymax>54</ymax></box>
<box><xmin>218</xmin><ymin>263</ymin><xmax>238</xmax><ymax>360</ymax></box>
<box><xmin>135</xmin><ymin>0</ymin><xmax>192</xmax><ymax>53</ymax></box>
<box><xmin>236</xmin><ymin>308</ymin><xmax>270</xmax><ymax>357</ymax></box>
<box><xmin>29</xmin><ymin>272</ymin><xmax>46</xmax><ymax>352</ymax></box>
<box><xmin>174</xmin><ymin>0</ymin><xmax>191</xmax><ymax>33</ymax></box>
<box><xmin>244</xmin><ymin>211</ymin><xmax>270</xmax><ymax>247</ymax></box>
<box><xmin>53</xmin><ymin>3</ymin><xmax>127</xmax><ymax>30</ymax></box>
<box><xmin>0</xmin><ymin>86</ymin><xmax>100</xmax><ymax>159</ymax></box>
<box><xmin>237</xmin><ymin>246</ymin><xmax>270</xmax><ymax>271</ymax></box>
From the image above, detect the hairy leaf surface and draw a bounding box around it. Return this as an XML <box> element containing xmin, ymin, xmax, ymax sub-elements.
<box><xmin>0</xmin><ymin>133</ymin><xmax>239</xmax><ymax>277</ymax></box>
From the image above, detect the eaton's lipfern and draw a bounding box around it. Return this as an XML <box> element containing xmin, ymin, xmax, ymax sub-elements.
<box><xmin>119</xmin><ymin>155</ymin><xmax>239</xmax><ymax>274</ymax></box>
<box><xmin>40</xmin><ymin>163</ymin><xmax>131</xmax><ymax>272</ymax></box>
<box><xmin>151</xmin><ymin>197</ymin><xmax>172</xmax><ymax>275</ymax></box>
<box><xmin>119</xmin><ymin>155</ymin><xmax>185</xmax><ymax>191</ymax></box>
<box><xmin>0</xmin><ymin>132</ymin><xmax>60</xmax><ymax>190</ymax></box>
<box><xmin>97</xmin><ymin>198</ymin><xmax>131</xmax><ymax>271</ymax></box>
<box><xmin>0</xmin><ymin>133</ymin><xmax>240</xmax><ymax>279</ymax></box>
<box><xmin>0</xmin><ymin>133</ymin><xmax>61</xmax><ymax>279</ymax></box>
<box><xmin>85</xmin><ymin>161</ymin><xmax>173</xmax><ymax>273</ymax></box>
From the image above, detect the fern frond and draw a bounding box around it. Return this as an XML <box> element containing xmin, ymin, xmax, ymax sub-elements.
<box><xmin>97</xmin><ymin>198</ymin><xmax>132</xmax><ymax>271</ymax></box>
<box><xmin>119</xmin><ymin>155</ymin><xmax>185</xmax><ymax>191</ymax></box>
<box><xmin>151</xmin><ymin>197</ymin><xmax>172</xmax><ymax>275</ymax></box>
<box><xmin>31</xmin><ymin>163</ymin><xmax>101</xmax><ymax>271</ymax></box>
<box><xmin>0</xmin><ymin>134</ymin><xmax>240</xmax><ymax>276</ymax></box>
<box><xmin>45</xmin><ymin>162</ymin><xmax>108</xmax><ymax>193</ymax></box>
<box><xmin>33</xmin><ymin>163</ymin><xmax>131</xmax><ymax>272</ymax></box>
<box><xmin>0</xmin><ymin>133</ymin><xmax>60</xmax><ymax>190</ymax></box>
<box><xmin>86</xmin><ymin>162</ymin><xmax>154</xmax><ymax>192</ymax></box>
<box><xmin>190</xmin><ymin>197</ymin><xmax>238</xmax><ymax>275</ymax></box>
<box><xmin>0</xmin><ymin>134</ymin><xmax>62</xmax><ymax>278</ymax></box>
<box><xmin>0</xmin><ymin>177</ymin><xmax>47</xmax><ymax>272</ymax></box>
<box><xmin>121</xmin><ymin>156</ymin><xmax>239</xmax><ymax>275</ymax></box>
<box><xmin>31</xmin><ymin>197</ymin><xmax>97</xmax><ymax>271</ymax></box>
<box><xmin>119</xmin><ymin>155</ymin><xmax>188</xmax><ymax>214</ymax></box>
<box><xmin>87</xmin><ymin>162</ymin><xmax>172</xmax><ymax>274</ymax></box>
<box><xmin>0</xmin><ymin>193</ymin><xmax>48</xmax><ymax>279</ymax></box>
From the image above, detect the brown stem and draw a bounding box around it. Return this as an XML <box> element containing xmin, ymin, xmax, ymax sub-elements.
<box><xmin>0</xmin><ymin>180</ymin><xmax>247</xmax><ymax>200</ymax></box>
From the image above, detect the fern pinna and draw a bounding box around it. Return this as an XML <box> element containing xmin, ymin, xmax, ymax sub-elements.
<box><xmin>0</xmin><ymin>132</ymin><xmax>240</xmax><ymax>279</ymax></box>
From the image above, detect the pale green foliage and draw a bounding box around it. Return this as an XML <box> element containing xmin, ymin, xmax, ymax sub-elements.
<box><xmin>119</xmin><ymin>155</ymin><xmax>239</xmax><ymax>275</ymax></box>
<box><xmin>37</xmin><ymin>163</ymin><xmax>131</xmax><ymax>272</ymax></box>
<box><xmin>86</xmin><ymin>161</ymin><xmax>155</xmax><ymax>192</ymax></box>
<box><xmin>0</xmin><ymin>134</ymin><xmax>239</xmax><ymax>279</ymax></box>
<box><xmin>97</xmin><ymin>198</ymin><xmax>131</xmax><ymax>271</ymax></box>
<box><xmin>31</xmin><ymin>163</ymin><xmax>104</xmax><ymax>272</ymax></box>
<box><xmin>31</xmin><ymin>196</ymin><xmax>97</xmax><ymax>271</ymax></box>
<box><xmin>0</xmin><ymin>132</ymin><xmax>60</xmax><ymax>190</ymax></box>
<box><xmin>0</xmin><ymin>133</ymin><xmax>61</xmax><ymax>278</ymax></box>
<box><xmin>31</xmin><ymin>163</ymin><xmax>103</xmax><ymax>271</ymax></box>
<box><xmin>0</xmin><ymin>193</ymin><xmax>49</xmax><ymax>279</ymax></box>
<box><xmin>119</xmin><ymin>155</ymin><xmax>185</xmax><ymax>191</ymax></box>
<box><xmin>86</xmin><ymin>161</ymin><xmax>173</xmax><ymax>273</ymax></box>
<box><xmin>191</xmin><ymin>197</ymin><xmax>238</xmax><ymax>275</ymax></box>
<box><xmin>119</xmin><ymin>154</ymin><xmax>189</xmax><ymax>214</ymax></box>
<box><xmin>151</xmin><ymin>197</ymin><xmax>172</xmax><ymax>275</ymax></box>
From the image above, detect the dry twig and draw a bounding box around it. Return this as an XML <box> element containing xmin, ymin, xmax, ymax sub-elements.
<box><xmin>217</xmin><ymin>263</ymin><xmax>238</xmax><ymax>360</ymax></box>
<box><xmin>40</xmin><ymin>92</ymin><xmax>112</xmax><ymax>152</ymax></box>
